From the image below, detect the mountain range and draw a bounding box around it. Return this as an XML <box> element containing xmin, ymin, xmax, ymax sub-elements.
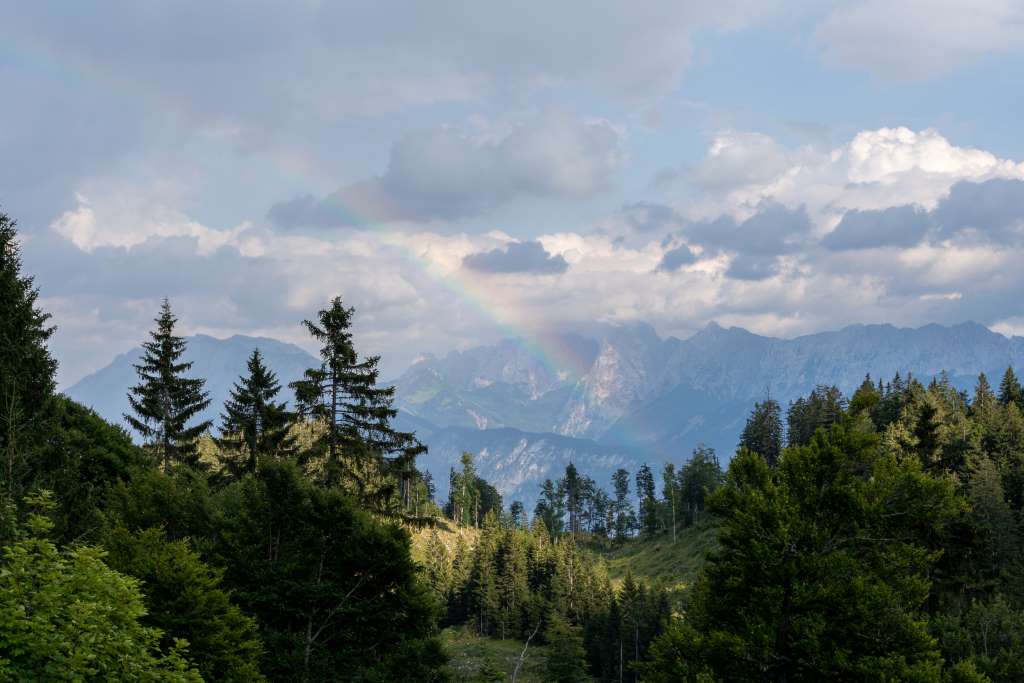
<box><xmin>66</xmin><ymin>322</ymin><xmax>1024</xmax><ymax>507</ymax></box>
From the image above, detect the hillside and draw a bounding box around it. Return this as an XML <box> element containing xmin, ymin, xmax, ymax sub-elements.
<box><xmin>592</xmin><ymin>521</ymin><xmax>718</xmax><ymax>595</ymax></box>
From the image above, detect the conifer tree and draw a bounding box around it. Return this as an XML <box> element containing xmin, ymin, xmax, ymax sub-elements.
<box><xmin>217</xmin><ymin>348</ymin><xmax>294</xmax><ymax>478</ymax></box>
<box><xmin>999</xmin><ymin>367</ymin><xmax>1024</xmax><ymax>408</ymax></box>
<box><xmin>559</xmin><ymin>463</ymin><xmax>584</xmax><ymax>537</ymax></box>
<box><xmin>611</xmin><ymin>468</ymin><xmax>636</xmax><ymax>541</ymax></box>
<box><xmin>739</xmin><ymin>397</ymin><xmax>783</xmax><ymax>466</ymax></box>
<box><xmin>291</xmin><ymin>296</ymin><xmax>423</xmax><ymax>495</ymax></box>
<box><xmin>509</xmin><ymin>500</ymin><xmax>526</xmax><ymax>529</ymax></box>
<box><xmin>546</xmin><ymin>611</ymin><xmax>589</xmax><ymax>682</ymax></box>
<box><xmin>973</xmin><ymin>372</ymin><xmax>997</xmax><ymax>414</ymax></box>
<box><xmin>125</xmin><ymin>300</ymin><xmax>211</xmax><ymax>473</ymax></box>
<box><xmin>636</xmin><ymin>463</ymin><xmax>658</xmax><ymax>535</ymax></box>
<box><xmin>534</xmin><ymin>478</ymin><xmax>565</xmax><ymax>536</ymax></box>
<box><xmin>0</xmin><ymin>212</ymin><xmax>56</xmax><ymax>425</ymax></box>
<box><xmin>0</xmin><ymin>212</ymin><xmax>57</xmax><ymax>510</ymax></box>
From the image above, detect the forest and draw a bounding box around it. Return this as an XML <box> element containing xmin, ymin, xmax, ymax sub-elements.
<box><xmin>5</xmin><ymin>204</ymin><xmax>1024</xmax><ymax>682</ymax></box>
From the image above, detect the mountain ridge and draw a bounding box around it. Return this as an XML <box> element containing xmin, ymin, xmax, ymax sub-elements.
<box><xmin>66</xmin><ymin>321</ymin><xmax>1023</xmax><ymax>508</ymax></box>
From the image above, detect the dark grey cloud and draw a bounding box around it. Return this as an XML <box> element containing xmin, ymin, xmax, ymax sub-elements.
<box><xmin>819</xmin><ymin>179</ymin><xmax>1024</xmax><ymax>251</ymax></box>
<box><xmin>822</xmin><ymin>205</ymin><xmax>931</xmax><ymax>251</ymax></box>
<box><xmin>687</xmin><ymin>202</ymin><xmax>812</xmax><ymax>256</ymax></box>
<box><xmin>726</xmin><ymin>252</ymin><xmax>779</xmax><ymax>280</ymax></box>
<box><xmin>463</xmin><ymin>241</ymin><xmax>568</xmax><ymax>274</ymax></box>
<box><xmin>933</xmin><ymin>178</ymin><xmax>1024</xmax><ymax>240</ymax></box>
<box><xmin>269</xmin><ymin>112</ymin><xmax>623</xmax><ymax>227</ymax></box>
<box><xmin>656</xmin><ymin>244</ymin><xmax>697</xmax><ymax>272</ymax></box>
<box><xmin>619</xmin><ymin>202</ymin><xmax>686</xmax><ymax>233</ymax></box>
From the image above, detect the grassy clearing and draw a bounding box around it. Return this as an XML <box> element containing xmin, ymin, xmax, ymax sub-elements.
<box><xmin>441</xmin><ymin>626</ymin><xmax>552</xmax><ymax>682</ymax></box>
<box><xmin>589</xmin><ymin>521</ymin><xmax>719</xmax><ymax>594</ymax></box>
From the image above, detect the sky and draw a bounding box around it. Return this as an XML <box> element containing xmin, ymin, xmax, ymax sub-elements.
<box><xmin>4</xmin><ymin>1</ymin><xmax>1024</xmax><ymax>387</ymax></box>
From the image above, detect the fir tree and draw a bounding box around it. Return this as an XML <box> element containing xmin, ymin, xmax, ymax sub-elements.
<box><xmin>559</xmin><ymin>463</ymin><xmax>584</xmax><ymax>537</ymax></box>
<box><xmin>217</xmin><ymin>348</ymin><xmax>294</xmax><ymax>479</ymax></box>
<box><xmin>291</xmin><ymin>296</ymin><xmax>423</xmax><ymax>497</ymax></box>
<box><xmin>546</xmin><ymin>611</ymin><xmax>589</xmax><ymax>682</ymax></box>
<box><xmin>125</xmin><ymin>300</ymin><xmax>211</xmax><ymax>473</ymax></box>
<box><xmin>999</xmin><ymin>367</ymin><xmax>1023</xmax><ymax>408</ymax></box>
<box><xmin>611</xmin><ymin>468</ymin><xmax>636</xmax><ymax>542</ymax></box>
<box><xmin>509</xmin><ymin>500</ymin><xmax>526</xmax><ymax>529</ymax></box>
<box><xmin>739</xmin><ymin>397</ymin><xmax>784</xmax><ymax>466</ymax></box>
<box><xmin>635</xmin><ymin>463</ymin><xmax>658</xmax><ymax>536</ymax></box>
<box><xmin>973</xmin><ymin>372</ymin><xmax>997</xmax><ymax>415</ymax></box>
<box><xmin>0</xmin><ymin>212</ymin><xmax>57</xmax><ymax>512</ymax></box>
<box><xmin>0</xmin><ymin>212</ymin><xmax>56</xmax><ymax>420</ymax></box>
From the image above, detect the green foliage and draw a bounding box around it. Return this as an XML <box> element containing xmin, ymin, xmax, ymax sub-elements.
<box><xmin>545</xmin><ymin>611</ymin><xmax>589</xmax><ymax>682</ymax></box>
<box><xmin>0</xmin><ymin>213</ymin><xmax>57</xmax><ymax>523</ymax></box>
<box><xmin>216</xmin><ymin>348</ymin><xmax>295</xmax><ymax>480</ymax></box>
<box><xmin>786</xmin><ymin>384</ymin><xmax>845</xmax><ymax>446</ymax></box>
<box><xmin>103</xmin><ymin>526</ymin><xmax>264</xmax><ymax>682</ymax></box>
<box><xmin>34</xmin><ymin>396</ymin><xmax>149</xmax><ymax>543</ymax></box>
<box><xmin>125</xmin><ymin>299</ymin><xmax>212</xmax><ymax>473</ymax></box>
<box><xmin>645</xmin><ymin>425</ymin><xmax>960</xmax><ymax>681</ymax></box>
<box><xmin>0</xmin><ymin>492</ymin><xmax>199</xmax><ymax>680</ymax></box>
<box><xmin>210</xmin><ymin>460</ymin><xmax>446</xmax><ymax>680</ymax></box>
<box><xmin>934</xmin><ymin>595</ymin><xmax>1024</xmax><ymax>683</ymax></box>
<box><xmin>291</xmin><ymin>296</ymin><xmax>424</xmax><ymax>501</ymax></box>
<box><xmin>739</xmin><ymin>397</ymin><xmax>783</xmax><ymax>466</ymax></box>
<box><xmin>998</xmin><ymin>367</ymin><xmax>1023</xmax><ymax>409</ymax></box>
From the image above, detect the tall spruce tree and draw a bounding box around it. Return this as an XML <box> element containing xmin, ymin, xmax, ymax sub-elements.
<box><xmin>217</xmin><ymin>348</ymin><xmax>294</xmax><ymax>479</ymax></box>
<box><xmin>291</xmin><ymin>297</ymin><xmax>423</xmax><ymax>496</ymax></box>
<box><xmin>125</xmin><ymin>300</ymin><xmax>211</xmax><ymax>473</ymax></box>
<box><xmin>636</xmin><ymin>463</ymin><xmax>658</xmax><ymax>536</ymax></box>
<box><xmin>0</xmin><ymin>212</ymin><xmax>57</xmax><ymax>510</ymax></box>
<box><xmin>739</xmin><ymin>397</ymin><xmax>784</xmax><ymax>466</ymax></box>
<box><xmin>999</xmin><ymin>367</ymin><xmax>1024</xmax><ymax>408</ymax></box>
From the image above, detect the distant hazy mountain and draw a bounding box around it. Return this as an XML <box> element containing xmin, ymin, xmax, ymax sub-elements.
<box><xmin>65</xmin><ymin>334</ymin><xmax>318</xmax><ymax>434</ymax></box>
<box><xmin>67</xmin><ymin>322</ymin><xmax>1024</xmax><ymax>510</ymax></box>
<box><xmin>392</xmin><ymin>321</ymin><xmax>1024</xmax><ymax>505</ymax></box>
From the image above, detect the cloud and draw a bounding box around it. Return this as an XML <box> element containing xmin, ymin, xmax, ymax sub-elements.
<box><xmin>691</xmin><ymin>131</ymin><xmax>792</xmax><ymax>191</ymax></box>
<box><xmin>933</xmin><ymin>178</ymin><xmax>1024</xmax><ymax>241</ymax></box>
<box><xmin>813</xmin><ymin>0</ymin><xmax>1024</xmax><ymax>81</ymax></box>
<box><xmin>820</xmin><ymin>179</ymin><xmax>1024</xmax><ymax>251</ymax></box>
<box><xmin>725</xmin><ymin>253</ymin><xmax>779</xmax><ymax>281</ymax></box>
<box><xmin>269</xmin><ymin>111</ymin><xmax>625</xmax><ymax>227</ymax></box>
<box><xmin>618</xmin><ymin>202</ymin><xmax>687</xmax><ymax>234</ymax></box>
<box><xmin>463</xmin><ymin>241</ymin><xmax>569</xmax><ymax>274</ymax></box>
<box><xmin>656</xmin><ymin>244</ymin><xmax>698</xmax><ymax>272</ymax></box>
<box><xmin>23</xmin><ymin>125</ymin><xmax>1024</xmax><ymax>394</ymax></box>
<box><xmin>822</xmin><ymin>205</ymin><xmax>931</xmax><ymax>251</ymax></box>
<box><xmin>685</xmin><ymin>203</ymin><xmax>812</xmax><ymax>257</ymax></box>
<box><xmin>684</xmin><ymin>127</ymin><xmax>1024</xmax><ymax>228</ymax></box>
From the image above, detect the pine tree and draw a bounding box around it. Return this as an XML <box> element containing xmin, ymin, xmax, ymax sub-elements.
<box><xmin>611</xmin><ymin>468</ymin><xmax>636</xmax><ymax>541</ymax></box>
<box><xmin>559</xmin><ymin>463</ymin><xmax>583</xmax><ymax>537</ymax></box>
<box><xmin>534</xmin><ymin>478</ymin><xmax>565</xmax><ymax>536</ymax></box>
<box><xmin>635</xmin><ymin>464</ymin><xmax>658</xmax><ymax>536</ymax></box>
<box><xmin>0</xmin><ymin>212</ymin><xmax>56</xmax><ymax>420</ymax></box>
<box><xmin>0</xmin><ymin>212</ymin><xmax>57</xmax><ymax>512</ymax></box>
<box><xmin>973</xmin><ymin>372</ymin><xmax>997</xmax><ymax>414</ymax></box>
<box><xmin>509</xmin><ymin>500</ymin><xmax>526</xmax><ymax>529</ymax></box>
<box><xmin>291</xmin><ymin>296</ymin><xmax>423</xmax><ymax>497</ymax></box>
<box><xmin>217</xmin><ymin>348</ymin><xmax>294</xmax><ymax>479</ymax></box>
<box><xmin>545</xmin><ymin>611</ymin><xmax>589</xmax><ymax>682</ymax></box>
<box><xmin>999</xmin><ymin>367</ymin><xmax>1023</xmax><ymax>408</ymax></box>
<box><xmin>125</xmin><ymin>300</ymin><xmax>211</xmax><ymax>473</ymax></box>
<box><xmin>739</xmin><ymin>398</ymin><xmax>784</xmax><ymax>466</ymax></box>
